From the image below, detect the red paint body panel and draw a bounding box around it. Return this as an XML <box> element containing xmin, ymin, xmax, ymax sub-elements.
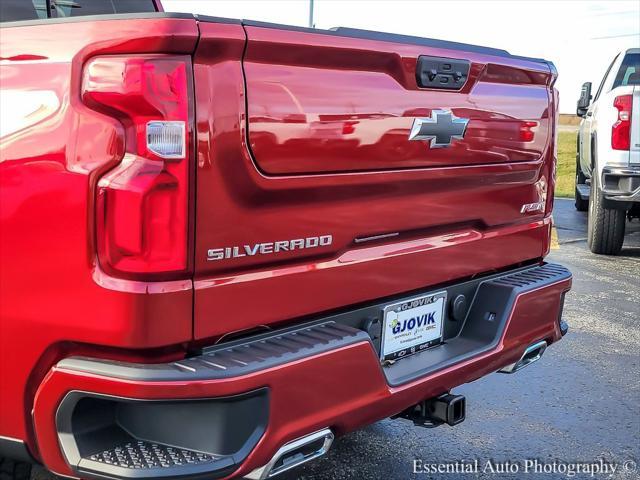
<box><xmin>0</xmin><ymin>10</ymin><xmax>568</xmax><ymax>479</ymax></box>
<box><xmin>244</xmin><ymin>26</ymin><xmax>552</xmax><ymax>174</ymax></box>
<box><xmin>192</xmin><ymin>22</ymin><xmax>556</xmax><ymax>340</ymax></box>
<box><xmin>194</xmin><ymin>218</ymin><xmax>552</xmax><ymax>339</ymax></box>
<box><xmin>0</xmin><ymin>17</ymin><xmax>198</xmax><ymax>450</ymax></box>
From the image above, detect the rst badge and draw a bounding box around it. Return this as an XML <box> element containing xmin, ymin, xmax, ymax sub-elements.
<box><xmin>520</xmin><ymin>202</ymin><xmax>545</xmax><ymax>214</ymax></box>
<box><xmin>409</xmin><ymin>109</ymin><xmax>469</xmax><ymax>148</ymax></box>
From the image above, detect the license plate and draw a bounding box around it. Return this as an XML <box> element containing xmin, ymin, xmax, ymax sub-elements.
<box><xmin>380</xmin><ymin>291</ymin><xmax>446</xmax><ymax>362</ymax></box>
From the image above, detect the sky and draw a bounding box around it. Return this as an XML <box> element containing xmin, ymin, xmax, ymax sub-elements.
<box><xmin>163</xmin><ymin>0</ymin><xmax>640</xmax><ymax>114</ymax></box>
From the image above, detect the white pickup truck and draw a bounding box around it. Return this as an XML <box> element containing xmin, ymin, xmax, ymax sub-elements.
<box><xmin>575</xmin><ymin>48</ymin><xmax>639</xmax><ymax>255</ymax></box>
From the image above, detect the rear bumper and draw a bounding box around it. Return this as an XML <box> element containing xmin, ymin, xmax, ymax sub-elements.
<box><xmin>33</xmin><ymin>263</ymin><xmax>571</xmax><ymax>480</ymax></box>
<box><xmin>602</xmin><ymin>166</ymin><xmax>640</xmax><ymax>204</ymax></box>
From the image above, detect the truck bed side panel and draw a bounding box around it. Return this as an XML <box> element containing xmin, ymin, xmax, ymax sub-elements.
<box><xmin>0</xmin><ymin>14</ymin><xmax>198</xmax><ymax>447</ymax></box>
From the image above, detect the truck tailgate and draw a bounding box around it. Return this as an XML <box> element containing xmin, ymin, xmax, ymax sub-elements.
<box><xmin>244</xmin><ymin>24</ymin><xmax>553</xmax><ymax>174</ymax></box>
<box><xmin>192</xmin><ymin>19</ymin><xmax>557</xmax><ymax>340</ymax></box>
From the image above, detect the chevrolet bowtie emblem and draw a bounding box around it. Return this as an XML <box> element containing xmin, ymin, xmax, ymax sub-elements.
<box><xmin>409</xmin><ymin>109</ymin><xmax>469</xmax><ymax>148</ymax></box>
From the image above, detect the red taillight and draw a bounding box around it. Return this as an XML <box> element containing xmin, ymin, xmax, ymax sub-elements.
<box><xmin>519</xmin><ymin>121</ymin><xmax>538</xmax><ymax>142</ymax></box>
<box><xmin>82</xmin><ymin>56</ymin><xmax>192</xmax><ymax>278</ymax></box>
<box><xmin>612</xmin><ymin>94</ymin><xmax>632</xmax><ymax>151</ymax></box>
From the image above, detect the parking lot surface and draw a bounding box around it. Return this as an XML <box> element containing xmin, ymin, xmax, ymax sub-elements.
<box><xmin>281</xmin><ymin>198</ymin><xmax>640</xmax><ymax>480</ymax></box>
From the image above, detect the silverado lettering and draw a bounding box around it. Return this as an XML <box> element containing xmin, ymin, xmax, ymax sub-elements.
<box><xmin>207</xmin><ymin>235</ymin><xmax>333</xmax><ymax>260</ymax></box>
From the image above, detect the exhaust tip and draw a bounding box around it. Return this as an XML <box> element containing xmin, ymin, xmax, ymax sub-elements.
<box><xmin>499</xmin><ymin>340</ymin><xmax>547</xmax><ymax>374</ymax></box>
<box><xmin>245</xmin><ymin>428</ymin><xmax>334</xmax><ymax>479</ymax></box>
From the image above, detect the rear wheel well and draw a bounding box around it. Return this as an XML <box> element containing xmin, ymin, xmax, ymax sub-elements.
<box><xmin>587</xmin><ymin>173</ymin><xmax>626</xmax><ymax>255</ymax></box>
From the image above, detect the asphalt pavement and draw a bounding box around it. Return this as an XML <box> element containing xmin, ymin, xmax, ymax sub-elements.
<box><xmin>281</xmin><ymin>198</ymin><xmax>640</xmax><ymax>480</ymax></box>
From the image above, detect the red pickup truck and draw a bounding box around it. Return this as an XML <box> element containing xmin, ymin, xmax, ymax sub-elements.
<box><xmin>0</xmin><ymin>1</ymin><xmax>572</xmax><ymax>479</ymax></box>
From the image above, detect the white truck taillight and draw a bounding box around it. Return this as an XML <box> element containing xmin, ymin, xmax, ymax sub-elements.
<box><xmin>82</xmin><ymin>56</ymin><xmax>192</xmax><ymax>279</ymax></box>
<box><xmin>612</xmin><ymin>94</ymin><xmax>632</xmax><ymax>151</ymax></box>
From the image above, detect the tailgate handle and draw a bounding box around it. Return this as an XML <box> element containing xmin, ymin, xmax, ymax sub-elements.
<box><xmin>416</xmin><ymin>56</ymin><xmax>470</xmax><ymax>90</ymax></box>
